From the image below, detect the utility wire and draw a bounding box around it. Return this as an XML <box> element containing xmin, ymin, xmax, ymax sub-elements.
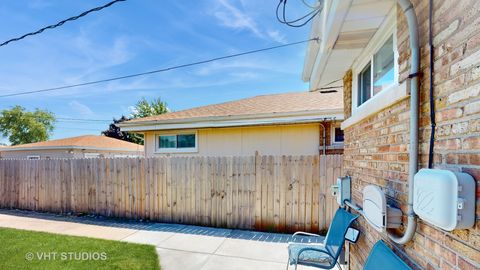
<box><xmin>276</xmin><ymin>0</ymin><xmax>323</xmax><ymax>27</ymax></box>
<box><xmin>0</xmin><ymin>37</ymin><xmax>318</xmax><ymax>98</ymax></box>
<box><xmin>0</xmin><ymin>0</ymin><xmax>126</xmax><ymax>48</ymax></box>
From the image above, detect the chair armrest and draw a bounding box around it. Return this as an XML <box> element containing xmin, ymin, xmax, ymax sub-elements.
<box><xmin>292</xmin><ymin>231</ymin><xmax>322</xmax><ymax>237</ymax></box>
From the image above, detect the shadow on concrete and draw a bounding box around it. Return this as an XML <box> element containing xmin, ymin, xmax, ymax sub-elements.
<box><xmin>0</xmin><ymin>208</ymin><xmax>324</xmax><ymax>244</ymax></box>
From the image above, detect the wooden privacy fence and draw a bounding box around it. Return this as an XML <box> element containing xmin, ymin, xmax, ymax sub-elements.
<box><xmin>0</xmin><ymin>155</ymin><xmax>343</xmax><ymax>233</ymax></box>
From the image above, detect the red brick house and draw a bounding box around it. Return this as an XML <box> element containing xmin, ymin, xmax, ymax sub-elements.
<box><xmin>303</xmin><ymin>0</ymin><xmax>479</xmax><ymax>269</ymax></box>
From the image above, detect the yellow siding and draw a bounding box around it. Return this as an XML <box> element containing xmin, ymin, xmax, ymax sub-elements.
<box><xmin>144</xmin><ymin>124</ymin><xmax>320</xmax><ymax>157</ymax></box>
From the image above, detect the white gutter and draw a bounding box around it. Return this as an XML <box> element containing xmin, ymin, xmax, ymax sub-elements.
<box><xmin>304</xmin><ymin>0</ymin><xmax>353</xmax><ymax>89</ymax></box>
<box><xmin>119</xmin><ymin>109</ymin><xmax>344</xmax><ymax>132</ymax></box>
<box><xmin>302</xmin><ymin>11</ymin><xmax>322</xmax><ymax>82</ymax></box>
<box><xmin>1</xmin><ymin>146</ymin><xmax>144</xmax><ymax>152</ymax></box>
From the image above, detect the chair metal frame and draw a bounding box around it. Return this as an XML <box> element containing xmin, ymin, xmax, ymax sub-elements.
<box><xmin>286</xmin><ymin>208</ymin><xmax>359</xmax><ymax>270</ymax></box>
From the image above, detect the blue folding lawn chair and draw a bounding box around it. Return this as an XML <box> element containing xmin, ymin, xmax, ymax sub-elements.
<box><xmin>287</xmin><ymin>208</ymin><xmax>359</xmax><ymax>270</ymax></box>
<box><xmin>363</xmin><ymin>240</ymin><xmax>412</xmax><ymax>270</ymax></box>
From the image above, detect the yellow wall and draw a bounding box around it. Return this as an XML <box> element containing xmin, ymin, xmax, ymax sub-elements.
<box><xmin>143</xmin><ymin>123</ymin><xmax>321</xmax><ymax>157</ymax></box>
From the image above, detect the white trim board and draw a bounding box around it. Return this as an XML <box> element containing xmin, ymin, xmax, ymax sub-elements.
<box><xmin>120</xmin><ymin>111</ymin><xmax>344</xmax><ymax>132</ymax></box>
<box><xmin>342</xmin><ymin>82</ymin><xmax>409</xmax><ymax>130</ymax></box>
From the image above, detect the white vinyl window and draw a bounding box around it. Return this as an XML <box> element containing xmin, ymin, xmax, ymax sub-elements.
<box><xmin>332</xmin><ymin>127</ymin><xmax>344</xmax><ymax>144</ymax></box>
<box><xmin>357</xmin><ymin>35</ymin><xmax>395</xmax><ymax>106</ymax></box>
<box><xmin>27</xmin><ymin>155</ymin><xmax>40</xmax><ymax>160</ymax></box>
<box><xmin>156</xmin><ymin>132</ymin><xmax>197</xmax><ymax>153</ymax></box>
<box><xmin>342</xmin><ymin>7</ymin><xmax>409</xmax><ymax>130</ymax></box>
<box><xmin>351</xmin><ymin>8</ymin><xmax>398</xmax><ymax>112</ymax></box>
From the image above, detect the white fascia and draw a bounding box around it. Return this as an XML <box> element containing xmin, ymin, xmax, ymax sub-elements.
<box><xmin>118</xmin><ymin>109</ymin><xmax>344</xmax><ymax>132</ymax></box>
<box><xmin>303</xmin><ymin>0</ymin><xmax>353</xmax><ymax>89</ymax></box>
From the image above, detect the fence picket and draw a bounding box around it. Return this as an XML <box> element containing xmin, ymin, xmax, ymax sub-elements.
<box><xmin>0</xmin><ymin>155</ymin><xmax>342</xmax><ymax>232</ymax></box>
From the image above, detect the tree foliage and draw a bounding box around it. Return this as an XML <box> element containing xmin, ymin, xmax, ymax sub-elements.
<box><xmin>0</xmin><ymin>106</ymin><xmax>55</xmax><ymax>145</ymax></box>
<box><xmin>101</xmin><ymin>116</ymin><xmax>143</xmax><ymax>145</ymax></box>
<box><xmin>103</xmin><ymin>97</ymin><xmax>169</xmax><ymax>145</ymax></box>
<box><xmin>131</xmin><ymin>97</ymin><xmax>169</xmax><ymax>118</ymax></box>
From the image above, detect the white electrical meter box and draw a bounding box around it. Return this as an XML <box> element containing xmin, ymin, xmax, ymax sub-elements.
<box><xmin>413</xmin><ymin>169</ymin><xmax>475</xmax><ymax>231</ymax></box>
<box><xmin>331</xmin><ymin>176</ymin><xmax>351</xmax><ymax>207</ymax></box>
<box><xmin>363</xmin><ymin>185</ymin><xmax>402</xmax><ymax>232</ymax></box>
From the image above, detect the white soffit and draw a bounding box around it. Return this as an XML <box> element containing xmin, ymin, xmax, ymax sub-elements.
<box><xmin>305</xmin><ymin>0</ymin><xmax>394</xmax><ymax>90</ymax></box>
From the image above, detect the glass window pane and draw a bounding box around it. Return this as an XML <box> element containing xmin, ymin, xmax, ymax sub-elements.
<box><xmin>159</xmin><ymin>135</ymin><xmax>176</xmax><ymax>148</ymax></box>
<box><xmin>177</xmin><ymin>134</ymin><xmax>195</xmax><ymax>148</ymax></box>
<box><xmin>373</xmin><ymin>35</ymin><xmax>394</xmax><ymax>95</ymax></box>
<box><xmin>334</xmin><ymin>128</ymin><xmax>344</xmax><ymax>142</ymax></box>
<box><xmin>358</xmin><ymin>63</ymin><xmax>371</xmax><ymax>106</ymax></box>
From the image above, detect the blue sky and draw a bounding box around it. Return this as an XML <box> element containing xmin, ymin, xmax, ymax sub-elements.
<box><xmin>0</xmin><ymin>0</ymin><xmax>312</xmax><ymax>145</ymax></box>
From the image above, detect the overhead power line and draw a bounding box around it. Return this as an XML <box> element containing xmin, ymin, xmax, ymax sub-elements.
<box><xmin>0</xmin><ymin>37</ymin><xmax>319</xmax><ymax>98</ymax></box>
<box><xmin>276</xmin><ymin>0</ymin><xmax>323</xmax><ymax>28</ymax></box>
<box><xmin>0</xmin><ymin>0</ymin><xmax>126</xmax><ymax>48</ymax></box>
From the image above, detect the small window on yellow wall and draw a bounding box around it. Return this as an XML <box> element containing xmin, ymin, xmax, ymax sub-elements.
<box><xmin>157</xmin><ymin>133</ymin><xmax>197</xmax><ymax>153</ymax></box>
<box><xmin>159</xmin><ymin>135</ymin><xmax>176</xmax><ymax>148</ymax></box>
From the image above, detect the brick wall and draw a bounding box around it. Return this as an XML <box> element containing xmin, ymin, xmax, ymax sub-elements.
<box><xmin>344</xmin><ymin>1</ymin><xmax>480</xmax><ymax>269</ymax></box>
<box><xmin>343</xmin><ymin>70</ymin><xmax>352</xmax><ymax>119</ymax></box>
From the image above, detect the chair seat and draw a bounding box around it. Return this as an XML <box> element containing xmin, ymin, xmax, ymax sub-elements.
<box><xmin>363</xmin><ymin>241</ymin><xmax>412</xmax><ymax>270</ymax></box>
<box><xmin>287</xmin><ymin>243</ymin><xmax>333</xmax><ymax>266</ymax></box>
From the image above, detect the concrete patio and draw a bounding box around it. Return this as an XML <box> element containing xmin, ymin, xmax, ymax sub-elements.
<box><xmin>0</xmin><ymin>209</ymin><xmax>335</xmax><ymax>270</ymax></box>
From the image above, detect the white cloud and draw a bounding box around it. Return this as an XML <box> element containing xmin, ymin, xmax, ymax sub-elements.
<box><xmin>68</xmin><ymin>101</ymin><xmax>94</xmax><ymax>117</ymax></box>
<box><xmin>70</xmin><ymin>34</ymin><xmax>133</xmax><ymax>76</ymax></box>
<box><xmin>211</xmin><ymin>0</ymin><xmax>289</xmax><ymax>44</ymax></box>
<box><xmin>28</xmin><ymin>0</ymin><xmax>53</xmax><ymax>9</ymax></box>
<box><xmin>267</xmin><ymin>30</ymin><xmax>287</xmax><ymax>44</ymax></box>
<box><xmin>228</xmin><ymin>71</ymin><xmax>258</xmax><ymax>79</ymax></box>
<box><xmin>213</xmin><ymin>0</ymin><xmax>262</xmax><ymax>37</ymax></box>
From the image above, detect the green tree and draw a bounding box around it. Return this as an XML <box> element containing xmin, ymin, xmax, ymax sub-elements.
<box><xmin>101</xmin><ymin>116</ymin><xmax>143</xmax><ymax>145</ymax></box>
<box><xmin>103</xmin><ymin>97</ymin><xmax>169</xmax><ymax>145</ymax></box>
<box><xmin>0</xmin><ymin>106</ymin><xmax>55</xmax><ymax>145</ymax></box>
<box><xmin>131</xmin><ymin>97</ymin><xmax>169</xmax><ymax>118</ymax></box>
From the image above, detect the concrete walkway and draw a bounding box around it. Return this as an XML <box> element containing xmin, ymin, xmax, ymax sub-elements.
<box><xmin>0</xmin><ymin>210</ymin><xmax>334</xmax><ymax>270</ymax></box>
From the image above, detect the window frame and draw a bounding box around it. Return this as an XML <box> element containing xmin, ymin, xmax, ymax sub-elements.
<box><xmin>351</xmin><ymin>8</ymin><xmax>398</xmax><ymax>113</ymax></box>
<box><xmin>155</xmin><ymin>131</ymin><xmax>198</xmax><ymax>153</ymax></box>
<box><xmin>27</xmin><ymin>155</ymin><xmax>40</xmax><ymax>160</ymax></box>
<box><xmin>331</xmin><ymin>126</ymin><xmax>344</xmax><ymax>144</ymax></box>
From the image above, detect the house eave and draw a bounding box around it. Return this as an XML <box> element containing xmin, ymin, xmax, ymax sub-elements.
<box><xmin>302</xmin><ymin>0</ymin><xmax>353</xmax><ymax>87</ymax></box>
<box><xmin>118</xmin><ymin>109</ymin><xmax>344</xmax><ymax>132</ymax></box>
<box><xmin>0</xmin><ymin>146</ymin><xmax>144</xmax><ymax>152</ymax></box>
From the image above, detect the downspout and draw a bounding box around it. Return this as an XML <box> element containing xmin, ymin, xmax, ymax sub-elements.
<box><xmin>319</xmin><ymin>119</ymin><xmax>326</xmax><ymax>155</ymax></box>
<box><xmin>387</xmin><ymin>0</ymin><xmax>419</xmax><ymax>245</ymax></box>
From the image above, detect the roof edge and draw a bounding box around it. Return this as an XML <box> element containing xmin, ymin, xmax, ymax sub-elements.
<box><xmin>120</xmin><ymin>109</ymin><xmax>343</xmax><ymax>127</ymax></box>
<box><xmin>1</xmin><ymin>146</ymin><xmax>144</xmax><ymax>152</ymax></box>
<box><xmin>119</xmin><ymin>109</ymin><xmax>344</xmax><ymax>132</ymax></box>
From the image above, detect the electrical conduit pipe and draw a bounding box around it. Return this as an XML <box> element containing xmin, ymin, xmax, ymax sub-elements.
<box><xmin>387</xmin><ymin>0</ymin><xmax>420</xmax><ymax>245</ymax></box>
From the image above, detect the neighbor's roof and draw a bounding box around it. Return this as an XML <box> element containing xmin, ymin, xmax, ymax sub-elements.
<box><xmin>2</xmin><ymin>135</ymin><xmax>144</xmax><ymax>152</ymax></box>
<box><xmin>124</xmin><ymin>91</ymin><xmax>343</xmax><ymax>126</ymax></box>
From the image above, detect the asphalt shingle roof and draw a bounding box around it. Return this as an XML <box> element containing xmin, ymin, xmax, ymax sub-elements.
<box><xmin>126</xmin><ymin>90</ymin><xmax>343</xmax><ymax>123</ymax></box>
<box><xmin>5</xmin><ymin>135</ymin><xmax>143</xmax><ymax>151</ymax></box>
